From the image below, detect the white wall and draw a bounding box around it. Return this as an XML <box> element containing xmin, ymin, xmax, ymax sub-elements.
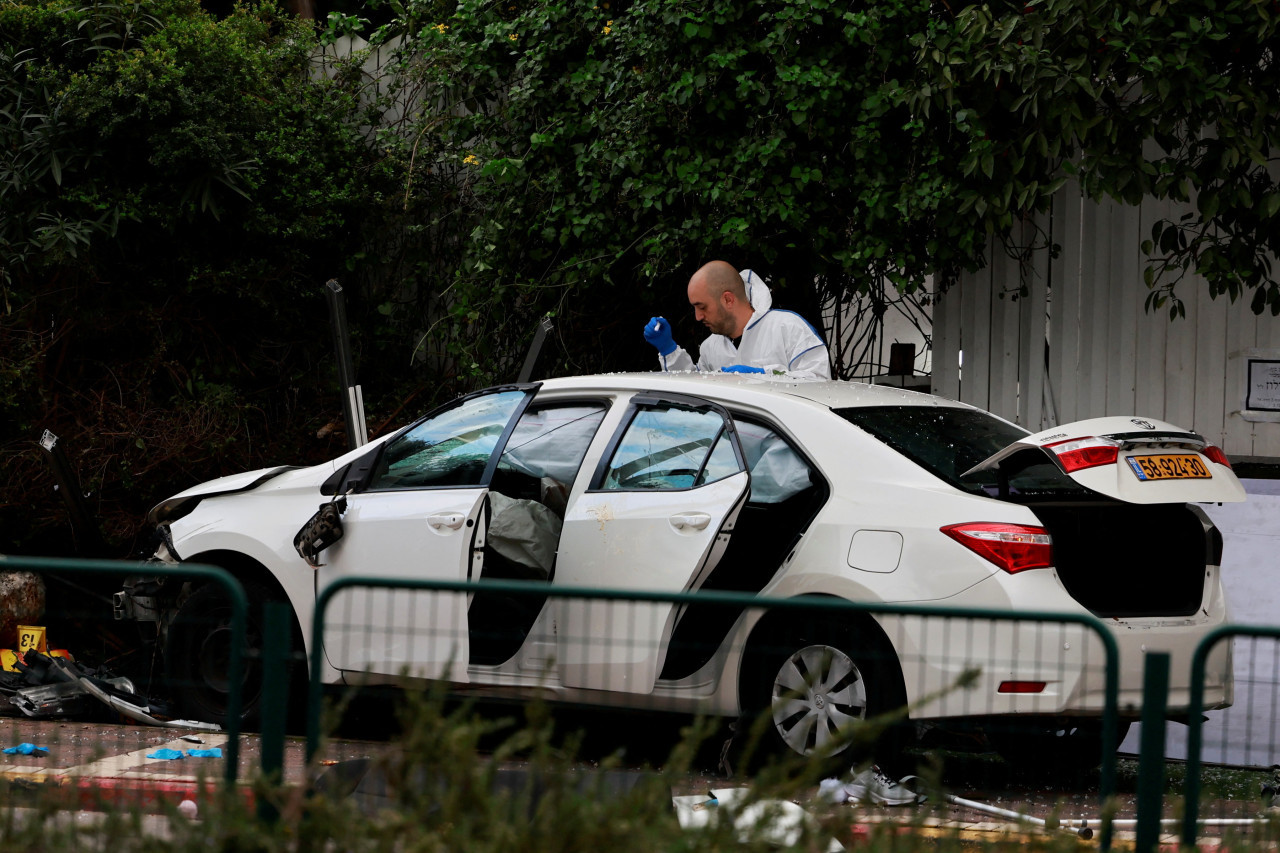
<box><xmin>932</xmin><ymin>188</ymin><xmax>1280</xmax><ymax>459</ymax></box>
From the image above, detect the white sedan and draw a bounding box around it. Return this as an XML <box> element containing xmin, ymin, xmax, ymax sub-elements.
<box><xmin>117</xmin><ymin>373</ymin><xmax>1244</xmax><ymax>762</ymax></box>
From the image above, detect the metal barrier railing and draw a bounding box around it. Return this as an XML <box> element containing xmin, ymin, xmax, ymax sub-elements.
<box><xmin>0</xmin><ymin>555</ymin><xmax>246</xmax><ymax>787</ymax></box>
<box><xmin>1182</xmin><ymin>624</ymin><xmax>1280</xmax><ymax>848</ymax></box>
<box><xmin>307</xmin><ymin>575</ymin><xmax>1122</xmax><ymax>843</ymax></box>
<box><xmin>20</xmin><ymin>554</ymin><xmax>1280</xmax><ymax>851</ymax></box>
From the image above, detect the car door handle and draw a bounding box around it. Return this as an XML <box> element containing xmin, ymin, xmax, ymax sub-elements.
<box><xmin>669</xmin><ymin>512</ymin><xmax>711</xmax><ymax>531</ymax></box>
<box><xmin>428</xmin><ymin>513</ymin><xmax>466</xmax><ymax>531</ymax></box>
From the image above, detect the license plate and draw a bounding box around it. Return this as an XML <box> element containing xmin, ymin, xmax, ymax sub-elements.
<box><xmin>1126</xmin><ymin>454</ymin><xmax>1211</xmax><ymax>481</ymax></box>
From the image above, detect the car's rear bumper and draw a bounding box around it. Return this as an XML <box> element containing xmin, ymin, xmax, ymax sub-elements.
<box><xmin>880</xmin><ymin>567</ymin><xmax>1232</xmax><ymax>720</ymax></box>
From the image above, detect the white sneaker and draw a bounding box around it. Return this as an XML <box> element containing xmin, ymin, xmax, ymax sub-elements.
<box><xmin>842</xmin><ymin>765</ymin><xmax>923</xmax><ymax>806</ymax></box>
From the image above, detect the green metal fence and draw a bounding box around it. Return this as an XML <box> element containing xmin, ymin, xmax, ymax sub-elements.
<box><xmin>306</xmin><ymin>575</ymin><xmax>1123</xmax><ymax>843</ymax></box>
<box><xmin>0</xmin><ymin>555</ymin><xmax>246</xmax><ymax>788</ymax></box>
<box><xmin>1182</xmin><ymin>624</ymin><xmax>1280</xmax><ymax>848</ymax></box>
<box><xmin>31</xmin><ymin>554</ymin><xmax>1280</xmax><ymax>852</ymax></box>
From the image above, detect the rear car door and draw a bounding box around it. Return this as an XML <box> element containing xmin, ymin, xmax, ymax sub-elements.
<box><xmin>555</xmin><ymin>393</ymin><xmax>749</xmax><ymax>694</ymax></box>
<box><xmin>318</xmin><ymin>387</ymin><xmax>536</xmax><ymax>680</ymax></box>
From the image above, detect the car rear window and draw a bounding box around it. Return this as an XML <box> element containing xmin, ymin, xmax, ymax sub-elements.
<box><xmin>833</xmin><ymin>406</ymin><xmax>1089</xmax><ymax>498</ymax></box>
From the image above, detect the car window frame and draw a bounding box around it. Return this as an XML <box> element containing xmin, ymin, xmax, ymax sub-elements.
<box><xmin>329</xmin><ymin>384</ymin><xmax>541</xmax><ymax>494</ymax></box>
<box><xmin>587</xmin><ymin>392</ymin><xmax>747</xmax><ymax>493</ymax></box>
<box><xmin>492</xmin><ymin>396</ymin><xmax>613</xmax><ymax>488</ymax></box>
<box><xmin>723</xmin><ymin>410</ymin><xmax>828</xmax><ymax>506</ymax></box>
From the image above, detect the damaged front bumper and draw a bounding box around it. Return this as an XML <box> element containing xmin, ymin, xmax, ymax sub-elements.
<box><xmin>113</xmin><ymin>533</ymin><xmax>182</xmax><ymax>623</ymax></box>
<box><xmin>112</xmin><ymin>574</ymin><xmax>171</xmax><ymax>623</ymax></box>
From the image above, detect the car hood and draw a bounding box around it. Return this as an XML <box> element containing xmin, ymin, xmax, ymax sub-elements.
<box><xmin>146</xmin><ymin>465</ymin><xmax>303</xmax><ymax>526</ymax></box>
<box><xmin>965</xmin><ymin>416</ymin><xmax>1246</xmax><ymax>504</ymax></box>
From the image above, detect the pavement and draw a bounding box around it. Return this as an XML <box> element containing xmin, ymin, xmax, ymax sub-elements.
<box><xmin>0</xmin><ymin>716</ymin><xmax>391</xmax><ymax>813</ymax></box>
<box><xmin>1</xmin><ymin>716</ymin><xmax>1267</xmax><ymax>849</ymax></box>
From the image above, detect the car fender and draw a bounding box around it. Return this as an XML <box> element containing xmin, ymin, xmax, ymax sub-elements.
<box><xmin>168</xmin><ymin>504</ymin><xmax>321</xmax><ymax>661</ymax></box>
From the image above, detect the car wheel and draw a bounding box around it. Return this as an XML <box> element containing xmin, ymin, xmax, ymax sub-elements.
<box><xmin>165</xmin><ymin>579</ymin><xmax>298</xmax><ymax>728</ymax></box>
<box><xmin>740</xmin><ymin>615</ymin><xmax>907</xmax><ymax>768</ymax></box>
<box><xmin>987</xmin><ymin>718</ymin><xmax>1133</xmax><ymax>779</ymax></box>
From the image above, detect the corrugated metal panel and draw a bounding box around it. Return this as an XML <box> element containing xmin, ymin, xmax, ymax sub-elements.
<box><xmin>1192</xmin><ymin>279</ymin><xmax>1230</xmax><ymax>446</ymax></box>
<box><xmin>1018</xmin><ymin>219</ymin><xmax>1050</xmax><ymax>430</ymax></box>
<box><xmin>1051</xmin><ymin>187</ymin><xmax>1085</xmax><ymax>424</ymax></box>
<box><xmin>962</xmin><ymin>261</ymin><xmax>993</xmax><ymax>410</ymax></box>
<box><xmin>934</xmin><ymin>187</ymin><xmax>1280</xmax><ymax>459</ymax></box>
<box><xmin>1132</xmin><ymin>198</ymin><xmax>1170</xmax><ymax>421</ymax></box>
<box><xmin>932</xmin><ymin>281</ymin><xmax>961</xmax><ymax>400</ymax></box>
<box><xmin>1222</xmin><ymin>293</ymin><xmax>1257</xmax><ymax>453</ymax></box>
<box><xmin>990</xmin><ymin>249</ymin><xmax>1021</xmax><ymax>419</ymax></box>
<box><xmin>1107</xmin><ymin>199</ymin><xmax>1140</xmax><ymax>414</ymax></box>
<box><xmin>1254</xmin><ymin>317</ymin><xmax>1280</xmax><ymax>457</ymax></box>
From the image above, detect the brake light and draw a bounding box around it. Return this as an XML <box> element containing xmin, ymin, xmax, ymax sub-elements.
<box><xmin>998</xmin><ymin>681</ymin><xmax>1047</xmax><ymax>694</ymax></box>
<box><xmin>1044</xmin><ymin>436</ymin><xmax>1120</xmax><ymax>472</ymax></box>
<box><xmin>1204</xmin><ymin>445</ymin><xmax>1232</xmax><ymax>468</ymax></box>
<box><xmin>940</xmin><ymin>522</ymin><xmax>1053</xmax><ymax>574</ymax></box>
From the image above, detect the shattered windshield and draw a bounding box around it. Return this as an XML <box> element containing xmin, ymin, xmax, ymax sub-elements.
<box><xmin>834</xmin><ymin>406</ymin><xmax>1089</xmax><ymax>498</ymax></box>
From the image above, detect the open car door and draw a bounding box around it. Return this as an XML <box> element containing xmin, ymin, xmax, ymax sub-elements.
<box><xmin>964</xmin><ymin>416</ymin><xmax>1246</xmax><ymax>504</ymax></box>
<box><xmin>317</xmin><ymin>387</ymin><xmax>536</xmax><ymax>680</ymax></box>
<box><xmin>555</xmin><ymin>393</ymin><xmax>749</xmax><ymax>694</ymax></box>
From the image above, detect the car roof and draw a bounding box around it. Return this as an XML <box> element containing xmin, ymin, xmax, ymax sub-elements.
<box><xmin>535</xmin><ymin>372</ymin><xmax>971</xmax><ymax>411</ymax></box>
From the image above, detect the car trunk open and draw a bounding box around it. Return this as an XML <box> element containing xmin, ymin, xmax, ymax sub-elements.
<box><xmin>835</xmin><ymin>407</ymin><xmax>1243</xmax><ymax>620</ymax></box>
<box><xmin>964</xmin><ymin>417</ymin><xmax>1241</xmax><ymax>619</ymax></box>
<box><xmin>1028</xmin><ymin>501</ymin><xmax>1219</xmax><ymax>618</ymax></box>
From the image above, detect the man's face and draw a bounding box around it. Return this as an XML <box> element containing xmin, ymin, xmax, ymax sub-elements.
<box><xmin>688</xmin><ymin>281</ymin><xmax>735</xmax><ymax>337</ymax></box>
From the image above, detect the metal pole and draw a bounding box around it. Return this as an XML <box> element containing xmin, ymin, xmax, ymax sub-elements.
<box><xmin>258</xmin><ymin>601</ymin><xmax>291</xmax><ymax>824</ymax></box>
<box><xmin>37</xmin><ymin>430</ymin><xmax>106</xmax><ymax>555</ymax></box>
<box><xmin>517</xmin><ymin>314</ymin><xmax>554</xmax><ymax>383</ymax></box>
<box><xmin>945</xmin><ymin>794</ymin><xmax>1094</xmax><ymax>839</ymax></box>
<box><xmin>324</xmin><ymin>279</ymin><xmax>368</xmax><ymax>450</ymax></box>
<box><xmin>1135</xmin><ymin>652</ymin><xmax>1171</xmax><ymax>853</ymax></box>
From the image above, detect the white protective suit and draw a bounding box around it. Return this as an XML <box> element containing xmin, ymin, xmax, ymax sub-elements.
<box><xmin>657</xmin><ymin>270</ymin><xmax>832</xmax><ymax>379</ymax></box>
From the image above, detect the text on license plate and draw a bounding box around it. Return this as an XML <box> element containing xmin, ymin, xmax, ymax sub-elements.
<box><xmin>1126</xmin><ymin>454</ymin><xmax>1211</xmax><ymax>481</ymax></box>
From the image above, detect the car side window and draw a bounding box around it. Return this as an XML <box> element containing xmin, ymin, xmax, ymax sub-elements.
<box><xmin>733</xmin><ymin>419</ymin><xmax>814</xmax><ymax>504</ymax></box>
<box><xmin>494</xmin><ymin>403</ymin><xmax>607</xmax><ymax>513</ymax></box>
<box><xmin>368</xmin><ymin>390</ymin><xmax>527</xmax><ymax>490</ymax></box>
<box><xmin>601</xmin><ymin>405</ymin><xmax>743</xmax><ymax>491</ymax></box>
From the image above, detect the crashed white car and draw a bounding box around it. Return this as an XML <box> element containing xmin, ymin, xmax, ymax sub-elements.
<box><xmin>116</xmin><ymin>373</ymin><xmax>1243</xmax><ymax>761</ymax></box>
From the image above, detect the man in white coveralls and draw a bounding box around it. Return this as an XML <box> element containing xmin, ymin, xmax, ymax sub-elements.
<box><xmin>642</xmin><ymin>260</ymin><xmax>831</xmax><ymax>379</ymax></box>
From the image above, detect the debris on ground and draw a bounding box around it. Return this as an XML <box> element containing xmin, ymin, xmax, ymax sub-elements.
<box><xmin>672</xmin><ymin>787</ymin><xmax>845</xmax><ymax>851</ymax></box>
<box><xmin>1</xmin><ymin>649</ymin><xmax>220</xmax><ymax>732</ymax></box>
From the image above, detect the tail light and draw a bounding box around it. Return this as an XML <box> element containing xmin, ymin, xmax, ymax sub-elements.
<box><xmin>1044</xmin><ymin>436</ymin><xmax>1120</xmax><ymax>472</ymax></box>
<box><xmin>1204</xmin><ymin>445</ymin><xmax>1232</xmax><ymax>468</ymax></box>
<box><xmin>940</xmin><ymin>522</ymin><xmax>1053</xmax><ymax>574</ymax></box>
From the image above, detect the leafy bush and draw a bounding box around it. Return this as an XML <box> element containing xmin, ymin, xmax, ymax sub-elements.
<box><xmin>0</xmin><ymin>0</ymin><xmax>394</xmax><ymax>553</ymax></box>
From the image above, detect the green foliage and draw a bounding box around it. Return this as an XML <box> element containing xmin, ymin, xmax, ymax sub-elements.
<box><xmin>905</xmin><ymin>0</ymin><xmax>1280</xmax><ymax>315</ymax></box>
<box><xmin>369</xmin><ymin>0</ymin><xmax>1278</xmax><ymax>389</ymax></box>
<box><xmin>3</xmin><ymin>0</ymin><xmax>1278</xmax><ymax>552</ymax></box>
<box><xmin>368</xmin><ymin>0</ymin><xmax>979</xmax><ymax>380</ymax></box>
<box><xmin>0</xmin><ymin>0</ymin><xmax>393</xmax><ymax>553</ymax></box>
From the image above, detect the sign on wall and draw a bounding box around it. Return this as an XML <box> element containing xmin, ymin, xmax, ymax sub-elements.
<box><xmin>1236</xmin><ymin>349</ymin><xmax>1280</xmax><ymax>423</ymax></box>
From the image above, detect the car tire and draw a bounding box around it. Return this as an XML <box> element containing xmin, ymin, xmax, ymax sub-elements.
<box><xmin>165</xmin><ymin>579</ymin><xmax>301</xmax><ymax>729</ymax></box>
<box><xmin>738</xmin><ymin>614</ymin><xmax>908</xmax><ymax>771</ymax></box>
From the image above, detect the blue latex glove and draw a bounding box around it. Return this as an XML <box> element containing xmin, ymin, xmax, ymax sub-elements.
<box><xmin>643</xmin><ymin>316</ymin><xmax>677</xmax><ymax>356</ymax></box>
<box><xmin>186</xmin><ymin>748</ymin><xmax>223</xmax><ymax>758</ymax></box>
<box><xmin>3</xmin><ymin>743</ymin><xmax>48</xmax><ymax>756</ymax></box>
<box><xmin>147</xmin><ymin>749</ymin><xmax>185</xmax><ymax>760</ymax></box>
<box><xmin>721</xmin><ymin>364</ymin><xmax>765</xmax><ymax>374</ymax></box>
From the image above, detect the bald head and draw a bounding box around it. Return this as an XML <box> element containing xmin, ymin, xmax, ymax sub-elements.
<box><xmin>687</xmin><ymin>261</ymin><xmax>752</xmax><ymax>338</ymax></box>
